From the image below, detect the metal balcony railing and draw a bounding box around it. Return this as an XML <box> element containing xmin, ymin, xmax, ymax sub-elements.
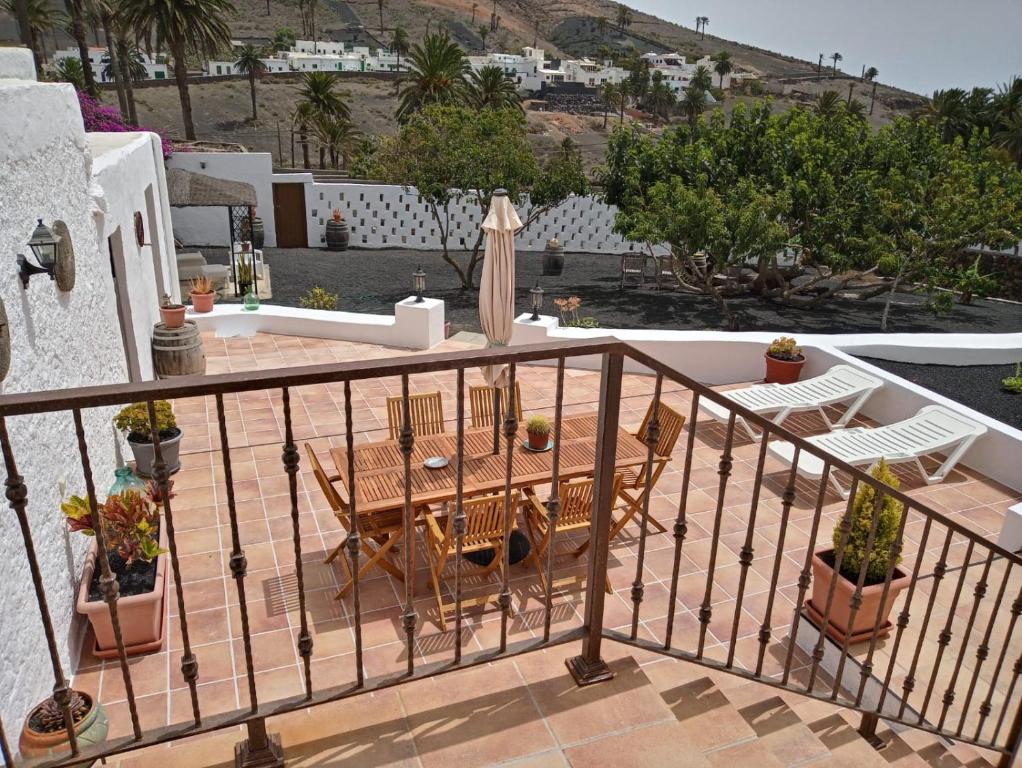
<box><xmin>0</xmin><ymin>339</ymin><xmax>1018</xmax><ymax>768</ymax></box>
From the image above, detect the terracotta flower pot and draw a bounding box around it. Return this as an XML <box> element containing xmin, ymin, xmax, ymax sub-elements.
<box><xmin>160</xmin><ymin>304</ymin><xmax>186</xmax><ymax>329</ymax></box>
<box><xmin>527</xmin><ymin>430</ymin><xmax>550</xmax><ymax>450</ymax></box>
<box><xmin>764</xmin><ymin>352</ymin><xmax>805</xmax><ymax>384</ymax></box>
<box><xmin>76</xmin><ymin>525</ymin><xmax>169</xmax><ymax>658</ymax></box>
<box><xmin>189</xmin><ymin>290</ymin><xmax>215</xmax><ymax>313</ymax></box>
<box><xmin>19</xmin><ymin>692</ymin><xmax>109</xmax><ymax>760</ymax></box>
<box><xmin>805</xmin><ymin>549</ymin><xmax>911</xmax><ymax>645</ymax></box>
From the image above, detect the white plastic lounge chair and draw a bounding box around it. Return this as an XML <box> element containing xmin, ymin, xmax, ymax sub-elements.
<box><xmin>699</xmin><ymin>365</ymin><xmax>883</xmax><ymax>441</ymax></box>
<box><xmin>767</xmin><ymin>405</ymin><xmax>987</xmax><ymax>498</ymax></box>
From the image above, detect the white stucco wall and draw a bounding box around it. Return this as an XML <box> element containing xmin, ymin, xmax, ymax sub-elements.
<box><xmin>0</xmin><ymin>72</ymin><xmax>174</xmax><ymax>738</ymax></box>
<box><xmin>168</xmin><ymin>152</ymin><xmax>278</xmax><ymax>248</ymax></box>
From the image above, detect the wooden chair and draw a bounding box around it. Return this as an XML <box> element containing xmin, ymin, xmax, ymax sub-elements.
<box><xmin>386</xmin><ymin>391</ymin><xmax>445</xmax><ymax>439</ymax></box>
<box><xmin>654</xmin><ymin>254</ymin><xmax>679</xmax><ymax>290</ymax></box>
<box><xmin>423</xmin><ymin>491</ymin><xmax>521</xmax><ymax>631</ymax></box>
<box><xmin>613</xmin><ymin>401</ymin><xmax>687</xmax><ymax>539</ymax></box>
<box><xmin>469</xmin><ymin>382</ymin><xmax>524</xmax><ymax>428</ymax></box>
<box><xmin>620</xmin><ymin>253</ymin><xmax>646</xmax><ymax>289</ymax></box>
<box><xmin>523</xmin><ymin>474</ymin><xmax>623</xmax><ymax>594</ymax></box>
<box><xmin>305</xmin><ymin>444</ymin><xmax>406</xmax><ymax>599</ymax></box>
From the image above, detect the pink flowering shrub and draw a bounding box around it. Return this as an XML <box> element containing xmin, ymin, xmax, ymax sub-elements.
<box><xmin>77</xmin><ymin>91</ymin><xmax>174</xmax><ymax>159</ymax></box>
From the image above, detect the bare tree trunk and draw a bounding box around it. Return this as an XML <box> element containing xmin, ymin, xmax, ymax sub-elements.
<box><xmin>319</xmin><ymin>145</ymin><xmax>326</xmax><ymax>169</ymax></box>
<box><xmin>429</xmin><ymin>201</ymin><xmax>470</xmax><ymax>288</ymax></box>
<box><xmin>171</xmin><ymin>39</ymin><xmax>197</xmax><ymax>140</ymax></box>
<box><xmin>117</xmin><ymin>36</ymin><xmax>138</xmax><ymax>125</ymax></box>
<box><xmin>66</xmin><ymin>0</ymin><xmax>98</xmax><ymax>96</ymax></box>
<box><xmin>14</xmin><ymin>0</ymin><xmax>40</xmax><ymax>76</ymax></box>
<box><xmin>300</xmin><ymin>127</ymin><xmax>309</xmax><ymax>168</ymax></box>
<box><xmin>101</xmin><ymin>15</ymin><xmax>128</xmax><ymax>119</ymax></box>
<box><xmin>249</xmin><ymin>72</ymin><xmax>258</xmax><ymax>120</ymax></box>
<box><xmin>880</xmin><ymin>261</ymin><xmax>907</xmax><ymax>332</ymax></box>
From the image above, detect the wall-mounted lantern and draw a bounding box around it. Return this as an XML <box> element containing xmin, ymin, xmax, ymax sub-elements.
<box><xmin>17</xmin><ymin>219</ymin><xmax>60</xmax><ymax>288</ymax></box>
<box><xmin>530</xmin><ymin>280</ymin><xmax>544</xmax><ymax>320</ymax></box>
<box><xmin>413</xmin><ymin>265</ymin><xmax>426</xmax><ymax>302</ymax></box>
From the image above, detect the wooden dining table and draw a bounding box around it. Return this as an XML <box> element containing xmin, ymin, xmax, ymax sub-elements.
<box><xmin>330</xmin><ymin>412</ymin><xmax>650</xmax><ymax>516</ymax></box>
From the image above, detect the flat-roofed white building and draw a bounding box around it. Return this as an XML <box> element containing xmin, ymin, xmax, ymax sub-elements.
<box><xmin>53</xmin><ymin>46</ymin><xmax>170</xmax><ymax>82</ymax></box>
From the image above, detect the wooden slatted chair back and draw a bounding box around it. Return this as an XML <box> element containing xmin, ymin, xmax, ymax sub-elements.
<box><xmin>469</xmin><ymin>383</ymin><xmax>524</xmax><ymax>428</ymax></box>
<box><xmin>305</xmin><ymin>443</ymin><xmax>346</xmax><ymax>513</ymax></box>
<box><xmin>638</xmin><ymin>401</ymin><xmax>686</xmax><ymax>458</ymax></box>
<box><xmin>461</xmin><ymin>491</ymin><xmax>519</xmax><ymax>550</ymax></box>
<box><xmin>557</xmin><ymin>474</ymin><xmax>623</xmax><ymax>527</ymax></box>
<box><xmin>386</xmin><ymin>391</ymin><xmax>446</xmax><ymax>439</ymax></box>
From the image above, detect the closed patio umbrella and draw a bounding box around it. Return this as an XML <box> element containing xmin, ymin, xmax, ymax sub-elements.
<box><xmin>478</xmin><ymin>190</ymin><xmax>522</xmax><ymax>451</ymax></box>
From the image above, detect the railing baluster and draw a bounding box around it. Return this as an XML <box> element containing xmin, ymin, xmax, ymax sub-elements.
<box><xmin>72</xmin><ymin>409</ymin><xmax>142</xmax><ymax>739</ymax></box>
<box><xmin>696</xmin><ymin>413</ymin><xmax>736</xmax><ymax>660</ymax></box>
<box><xmin>898</xmin><ymin>527</ymin><xmax>954</xmax><ymax>719</ymax></box>
<box><xmin>147</xmin><ymin>400</ymin><xmax>201</xmax><ymax>726</ymax></box>
<box><xmin>630</xmin><ymin>373</ymin><xmax>663</xmax><ymax>640</ymax></box>
<box><xmin>726</xmin><ymin>434</ymin><xmax>770</xmax><ymax>667</ymax></box>
<box><xmin>992</xmin><ymin>654</ymin><xmax>1022</xmax><ymax>745</ymax></box>
<box><xmin>781</xmin><ymin>462</ymin><xmax>831</xmax><ymax>686</ymax></box>
<box><xmin>216</xmin><ymin>394</ymin><xmax>259</xmax><ymax>711</ymax></box>
<box><xmin>664</xmin><ymin>392</ymin><xmax>700</xmax><ymax>651</ymax></box>
<box><xmin>281</xmin><ymin>387</ymin><xmax>313</xmax><ymax>698</ymax></box>
<box><xmin>807</xmin><ymin>476</ymin><xmax>860</xmax><ymax>693</ymax></box>
<box><xmin>831</xmin><ymin>484</ymin><xmax>888</xmax><ymax>702</ymax></box>
<box><xmin>754</xmin><ymin>443</ymin><xmax>799</xmax><ymax>677</ymax></box>
<box><xmin>398</xmin><ymin>375</ymin><xmax>417</xmax><ymax>676</ymax></box>
<box><xmin>542</xmin><ymin>359</ymin><xmax>566</xmax><ymax>644</ymax></box>
<box><xmin>974</xmin><ymin>588</ymin><xmax>1022</xmax><ymax>741</ymax></box>
<box><xmin>453</xmin><ymin>370</ymin><xmax>466</xmax><ymax>663</ymax></box>
<box><xmin>957</xmin><ymin>561</ymin><xmax>1013</xmax><ymax>737</ymax></box>
<box><xmin>499</xmin><ymin>364</ymin><xmax>518</xmax><ymax>654</ymax></box>
<box><xmin>343</xmin><ymin>381</ymin><xmax>365</xmax><ymax>686</ymax></box>
<box><xmin>877</xmin><ymin>516</ymin><xmax>932</xmax><ymax>713</ymax></box>
<box><xmin>854</xmin><ymin>497</ymin><xmax>911</xmax><ymax>707</ymax></box>
<box><xmin>0</xmin><ymin>416</ymin><xmax>79</xmax><ymax>753</ymax></box>
<box><xmin>937</xmin><ymin>550</ymin><xmax>993</xmax><ymax>731</ymax></box>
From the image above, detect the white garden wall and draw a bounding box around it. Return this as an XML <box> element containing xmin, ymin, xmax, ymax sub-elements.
<box><xmin>0</xmin><ymin>57</ymin><xmax>174</xmax><ymax>740</ymax></box>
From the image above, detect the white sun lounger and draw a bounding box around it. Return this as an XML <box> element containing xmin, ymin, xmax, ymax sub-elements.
<box><xmin>699</xmin><ymin>365</ymin><xmax>884</xmax><ymax>441</ymax></box>
<box><xmin>767</xmin><ymin>405</ymin><xmax>987</xmax><ymax>498</ymax></box>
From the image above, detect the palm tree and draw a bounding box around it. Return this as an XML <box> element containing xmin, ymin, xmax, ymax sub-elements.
<box><xmin>64</xmin><ymin>0</ymin><xmax>98</xmax><ymax>95</ymax></box>
<box><xmin>376</xmin><ymin>0</ymin><xmax>384</xmax><ymax>31</ymax></box>
<box><xmin>814</xmin><ymin>90</ymin><xmax>841</xmax><ymax>118</ymax></box>
<box><xmin>312</xmin><ymin>114</ymin><xmax>362</xmax><ymax>169</ymax></box>
<box><xmin>845</xmin><ymin>99</ymin><xmax>866</xmax><ymax>120</ymax></box>
<box><xmin>4</xmin><ymin>0</ymin><xmax>64</xmax><ymax>66</ymax></box>
<box><xmin>297</xmin><ymin>70</ymin><xmax>350</xmax><ymax>119</ymax></box>
<box><xmin>466</xmin><ymin>65</ymin><xmax>521</xmax><ymax>110</ymax></box>
<box><xmin>816</xmin><ymin>53</ymin><xmax>823</xmax><ymax>81</ymax></box>
<box><xmin>711</xmin><ymin>51</ymin><xmax>732</xmax><ymax>89</ymax></box>
<box><xmin>914</xmin><ymin>88</ymin><xmax>970</xmax><ymax>144</ymax></box>
<box><xmin>679</xmin><ymin>83</ymin><xmax>706</xmax><ymax>126</ymax></box>
<box><xmin>829</xmin><ymin>51</ymin><xmax>842</xmax><ymax>78</ymax></box>
<box><xmin>599</xmin><ymin>81</ymin><xmax>617</xmax><ymax>128</ymax></box>
<box><xmin>470</xmin><ymin>1</ymin><xmax>477</xmax><ymax>24</ymax></box>
<box><xmin>120</xmin><ymin>0</ymin><xmax>235</xmax><ymax>141</ymax></box>
<box><xmin>103</xmin><ymin>42</ymin><xmax>147</xmax><ymax>83</ymax></box>
<box><xmin>235</xmin><ymin>44</ymin><xmax>267</xmax><ymax>121</ymax></box>
<box><xmin>292</xmin><ymin>101</ymin><xmax>314</xmax><ymax>168</ymax></box>
<box><xmin>54</xmin><ymin>56</ymin><xmax>86</xmax><ymax>89</ymax></box>
<box><xmin>615</xmin><ymin>4</ymin><xmax>631</xmax><ymax>33</ymax></box>
<box><xmin>391</xmin><ymin>26</ymin><xmax>409</xmax><ymax>72</ymax></box>
<box><xmin>644</xmin><ymin>70</ymin><xmax>674</xmax><ymax>121</ymax></box>
<box><xmin>478</xmin><ymin>24</ymin><xmax>489</xmax><ymax>50</ymax></box>
<box><xmin>690</xmin><ymin>64</ymin><xmax>712</xmax><ymax>92</ymax></box>
<box><xmin>994</xmin><ymin>112</ymin><xmax>1022</xmax><ymax>169</ymax></box>
<box><xmin>698</xmin><ymin>16</ymin><xmax>709</xmax><ymax>39</ymax></box>
<box><xmin>863</xmin><ymin>66</ymin><xmax>878</xmax><ymax>82</ymax></box>
<box><xmin>596</xmin><ymin>16</ymin><xmax>607</xmax><ymax>38</ymax></box>
<box><xmin>396</xmin><ymin>32</ymin><xmax>469</xmax><ymax>122</ymax></box>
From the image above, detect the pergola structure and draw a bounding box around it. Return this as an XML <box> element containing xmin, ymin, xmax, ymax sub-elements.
<box><xmin>167</xmin><ymin>168</ymin><xmax>260</xmax><ymax>297</ymax></box>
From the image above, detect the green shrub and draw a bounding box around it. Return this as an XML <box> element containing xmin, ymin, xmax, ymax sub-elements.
<box><xmin>748</xmin><ymin>79</ymin><xmax>764</xmax><ymax>96</ymax></box>
<box><xmin>526</xmin><ymin>414</ymin><xmax>551</xmax><ymax>435</ymax></box>
<box><xmin>115</xmin><ymin>400</ymin><xmax>176</xmax><ymax>440</ymax></box>
<box><xmin>299</xmin><ymin>286</ymin><xmax>339</xmax><ymax>311</ymax></box>
<box><xmin>833</xmin><ymin>459</ymin><xmax>904</xmax><ymax>583</ymax></box>
<box><xmin>1002</xmin><ymin>363</ymin><xmax>1022</xmax><ymax>394</ymax></box>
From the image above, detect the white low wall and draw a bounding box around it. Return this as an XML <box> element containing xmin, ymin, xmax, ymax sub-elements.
<box><xmin>190</xmin><ymin>297</ymin><xmax>445</xmax><ymax>350</ymax></box>
<box><xmin>511</xmin><ymin>315</ymin><xmax>1022</xmax><ymax>493</ymax></box>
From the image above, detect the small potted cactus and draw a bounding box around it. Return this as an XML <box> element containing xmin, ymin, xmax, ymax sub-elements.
<box><xmin>525</xmin><ymin>414</ymin><xmax>552</xmax><ymax>450</ymax></box>
<box><xmin>19</xmin><ymin>690</ymin><xmax>108</xmax><ymax>760</ymax></box>
<box><xmin>764</xmin><ymin>336</ymin><xmax>805</xmax><ymax>384</ymax></box>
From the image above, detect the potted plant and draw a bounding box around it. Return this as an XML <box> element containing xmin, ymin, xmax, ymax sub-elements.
<box><xmin>189</xmin><ymin>275</ymin><xmax>216</xmax><ymax>313</ymax></box>
<box><xmin>237</xmin><ymin>255</ymin><xmax>254</xmax><ymax>296</ymax></box>
<box><xmin>115</xmin><ymin>400</ymin><xmax>182</xmax><ymax>477</ymax></box>
<box><xmin>325</xmin><ymin>208</ymin><xmax>349</xmax><ymax>251</ymax></box>
<box><xmin>64</xmin><ymin>487</ymin><xmax>169</xmax><ymax>657</ymax></box>
<box><xmin>159</xmin><ymin>293</ymin><xmax>186</xmax><ymax>329</ymax></box>
<box><xmin>806</xmin><ymin>460</ymin><xmax>910</xmax><ymax>644</ymax></box>
<box><xmin>764</xmin><ymin>336</ymin><xmax>805</xmax><ymax>384</ymax></box>
<box><xmin>526</xmin><ymin>414</ymin><xmax>552</xmax><ymax>450</ymax></box>
<box><xmin>20</xmin><ymin>690</ymin><xmax>109</xmax><ymax>760</ymax></box>
<box><xmin>1002</xmin><ymin>363</ymin><xmax>1022</xmax><ymax>394</ymax></box>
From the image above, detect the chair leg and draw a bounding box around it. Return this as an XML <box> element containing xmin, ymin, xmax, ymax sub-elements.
<box><xmin>619</xmin><ymin>489</ymin><xmax>668</xmax><ymax>534</ymax></box>
<box><xmin>334</xmin><ymin>531</ymin><xmax>404</xmax><ymax>599</ymax></box>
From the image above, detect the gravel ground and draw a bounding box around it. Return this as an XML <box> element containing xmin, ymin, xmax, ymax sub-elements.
<box><xmin>857</xmin><ymin>358</ymin><xmax>1022</xmax><ymax>430</ymax></box>
<box><xmin>205</xmin><ymin>247</ymin><xmax>1022</xmax><ymax>336</ymax></box>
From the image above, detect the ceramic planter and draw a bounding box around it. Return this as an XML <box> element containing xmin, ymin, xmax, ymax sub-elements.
<box><xmin>159</xmin><ymin>304</ymin><xmax>186</xmax><ymax>329</ymax></box>
<box><xmin>128</xmin><ymin>427</ymin><xmax>182</xmax><ymax>477</ymax></box>
<box><xmin>189</xmin><ymin>290</ymin><xmax>215</xmax><ymax>313</ymax></box>
<box><xmin>806</xmin><ymin>549</ymin><xmax>911</xmax><ymax>645</ymax></box>
<box><xmin>76</xmin><ymin>525</ymin><xmax>169</xmax><ymax>658</ymax></box>
<box><xmin>19</xmin><ymin>692</ymin><xmax>109</xmax><ymax>760</ymax></box>
<box><xmin>764</xmin><ymin>353</ymin><xmax>805</xmax><ymax>384</ymax></box>
<box><xmin>527</xmin><ymin>430</ymin><xmax>550</xmax><ymax>450</ymax></box>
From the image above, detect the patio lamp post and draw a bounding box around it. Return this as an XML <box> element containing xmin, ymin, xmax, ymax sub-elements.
<box><xmin>529</xmin><ymin>281</ymin><xmax>544</xmax><ymax>321</ymax></box>
<box><xmin>413</xmin><ymin>265</ymin><xmax>426</xmax><ymax>302</ymax></box>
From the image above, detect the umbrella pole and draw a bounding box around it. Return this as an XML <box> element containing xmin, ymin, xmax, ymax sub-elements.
<box><xmin>492</xmin><ymin>387</ymin><xmax>501</xmax><ymax>455</ymax></box>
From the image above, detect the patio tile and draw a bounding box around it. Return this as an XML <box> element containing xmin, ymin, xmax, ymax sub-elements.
<box><xmin>562</xmin><ymin>721</ymin><xmax>713</xmax><ymax>767</ymax></box>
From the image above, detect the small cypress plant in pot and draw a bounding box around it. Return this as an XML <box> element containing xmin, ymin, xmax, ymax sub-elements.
<box><xmin>764</xmin><ymin>336</ymin><xmax>805</xmax><ymax>384</ymax></box>
<box><xmin>20</xmin><ymin>690</ymin><xmax>109</xmax><ymax>760</ymax></box>
<box><xmin>807</xmin><ymin>460</ymin><xmax>910</xmax><ymax>644</ymax></box>
<box><xmin>526</xmin><ymin>414</ymin><xmax>552</xmax><ymax>450</ymax></box>
<box><xmin>115</xmin><ymin>400</ymin><xmax>182</xmax><ymax>477</ymax></box>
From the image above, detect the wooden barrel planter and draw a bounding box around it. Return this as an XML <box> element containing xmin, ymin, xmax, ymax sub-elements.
<box><xmin>152</xmin><ymin>320</ymin><xmax>206</xmax><ymax>378</ymax></box>
<box><xmin>325</xmin><ymin>218</ymin><xmax>349</xmax><ymax>251</ymax></box>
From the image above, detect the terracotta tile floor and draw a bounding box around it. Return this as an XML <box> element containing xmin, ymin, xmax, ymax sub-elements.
<box><xmin>72</xmin><ymin>332</ymin><xmax>1021</xmax><ymax>765</ymax></box>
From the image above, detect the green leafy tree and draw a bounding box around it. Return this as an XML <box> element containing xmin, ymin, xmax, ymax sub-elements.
<box><xmin>120</xmin><ymin>0</ymin><xmax>235</xmax><ymax>140</ymax></box>
<box><xmin>397</xmin><ymin>32</ymin><xmax>469</xmax><ymax>122</ymax></box>
<box><xmin>235</xmin><ymin>44</ymin><xmax>268</xmax><ymax>121</ymax></box>
<box><xmin>273</xmin><ymin>26</ymin><xmax>295</xmax><ymax>50</ymax></box>
<box><xmin>466</xmin><ymin>64</ymin><xmax>521</xmax><ymax>110</ymax></box>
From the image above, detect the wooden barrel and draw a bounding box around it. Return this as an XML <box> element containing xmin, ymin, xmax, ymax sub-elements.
<box><xmin>325</xmin><ymin>219</ymin><xmax>349</xmax><ymax>251</ymax></box>
<box><xmin>152</xmin><ymin>320</ymin><xmax>205</xmax><ymax>378</ymax></box>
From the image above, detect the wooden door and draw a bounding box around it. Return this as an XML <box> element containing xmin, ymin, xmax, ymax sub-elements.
<box><xmin>272</xmin><ymin>183</ymin><xmax>308</xmax><ymax>248</ymax></box>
